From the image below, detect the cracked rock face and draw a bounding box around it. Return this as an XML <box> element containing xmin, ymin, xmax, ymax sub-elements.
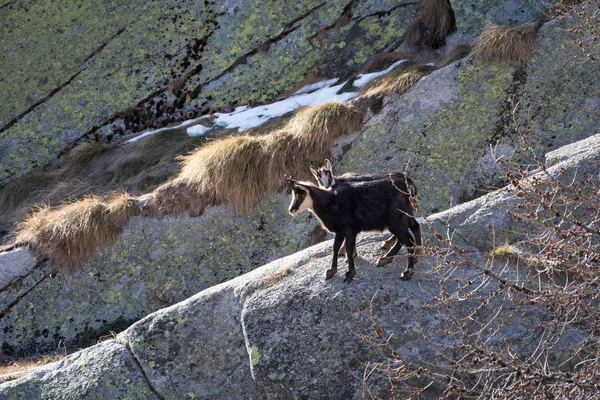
<box><xmin>1</xmin><ymin>0</ymin><xmax>549</xmax><ymax>186</ymax></box>
<box><xmin>1</xmin><ymin>14</ymin><xmax>599</xmax><ymax>360</ymax></box>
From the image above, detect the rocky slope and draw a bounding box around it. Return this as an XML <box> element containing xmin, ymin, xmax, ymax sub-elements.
<box><xmin>1</xmin><ymin>10</ymin><xmax>599</xmax><ymax>358</ymax></box>
<box><xmin>0</xmin><ymin>0</ymin><xmax>545</xmax><ymax>187</ymax></box>
<box><xmin>1</xmin><ymin>130</ymin><xmax>598</xmax><ymax>398</ymax></box>
<box><xmin>0</xmin><ymin>238</ymin><xmax>534</xmax><ymax>399</ymax></box>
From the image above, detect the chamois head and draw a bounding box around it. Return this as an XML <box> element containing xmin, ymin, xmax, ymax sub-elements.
<box><xmin>310</xmin><ymin>159</ymin><xmax>335</xmax><ymax>188</ymax></box>
<box><xmin>285</xmin><ymin>175</ymin><xmax>314</xmax><ymax>215</ymax></box>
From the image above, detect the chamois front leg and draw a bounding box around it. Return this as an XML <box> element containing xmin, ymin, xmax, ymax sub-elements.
<box><xmin>400</xmin><ymin>234</ymin><xmax>416</xmax><ymax>281</ymax></box>
<box><xmin>327</xmin><ymin>233</ymin><xmax>344</xmax><ymax>280</ymax></box>
<box><xmin>344</xmin><ymin>233</ymin><xmax>357</xmax><ymax>283</ymax></box>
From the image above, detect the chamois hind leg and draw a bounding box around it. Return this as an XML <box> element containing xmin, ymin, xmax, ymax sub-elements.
<box><xmin>381</xmin><ymin>235</ymin><xmax>396</xmax><ymax>250</ymax></box>
<box><xmin>377</xmin><ymin>223</ymin><xmax>415</xmax><ymax>280</ymax></box>
<box><xmin>338</xmin><ymin>239</ymin><xmax>346</xmax><ymax>256</ymax></box>
<box><xmin>339</xmin><ymin>239</ymin><xmax>358</xmax><ymax>258</ymax></box>
<box><xmin>327</xmin><ymin>233</ymin><xmax>344</xmax><ymax>280</ymax></box>
<box><xmin>343</xmin><ymin>233</ymin><xmax>357</xmax><ymax>283</ymax></box>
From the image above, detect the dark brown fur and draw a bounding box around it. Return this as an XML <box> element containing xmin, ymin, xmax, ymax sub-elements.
<box><xmin>287</xmin><ymin>175</ymin><xmax>421</xmax><ymax>283</ymax></box>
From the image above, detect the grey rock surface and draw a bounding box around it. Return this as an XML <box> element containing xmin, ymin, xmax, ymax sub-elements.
<box><xmin>0</xmin><ymin>340</ymin><xmax>160</xmax><ymax>400</ymax></box>
<box><xmin>0</xmin><ymin>247</ymin><xmax>38</xmax><ymax>291</ymax></box>
<box><xmin>0</xmin><ymin>232</ymin><xmax>558</xmax><ymax>399</ymax></box>
<box><xmin>0</xmin><ymin>193</ymin><xmax>315</xmax><ymax>357</ymax></box>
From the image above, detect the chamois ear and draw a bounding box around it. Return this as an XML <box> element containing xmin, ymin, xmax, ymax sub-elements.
<box><xmin>310</xmin><ymin>165</ymin><xmax>319</xmax><ymax>181</ymax></box>
<box><xmin>324</xmin><ymin>159</ymin><xmax>332</xmax><ymax>172</ymax></box>
<box><xmin>284</xmin><ymin>174</ymin><xmax>296</xmax><ymax>190</ymax></box>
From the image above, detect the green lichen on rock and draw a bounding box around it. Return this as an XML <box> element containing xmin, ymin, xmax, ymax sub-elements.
<box><xmin>198</xmin><ymin>2</ymin><xmax>414</xmax><ymax>110</ymax></box>
<box><xmin>338</xmin><ymin>18</ymin><xmax>600</xmax><ymax>214</ymax></box>
<box><xmin>0</xmin><ymin>0</ymin><xmax>215</xmax><ymax>185</ymax></box>
<box><xmin>1</xmin><ymin>0</ymin><xmax>551</xmax><ymax>186</ymax></box>
<box><xmin>451</xmin><ymin>0</ymin><xmax>547</xmax><ymax>35</ymax></box>
<box><xmin>339</xmin><ymin>60</ymin><xmax>515</xmax><ymax>213</ymax></box>
<box><xmin>0</xmin><ymin>0</ymin><xmax>415</xmax><ymax>186</ymax></box>
<box><xmin>521</xmin><ymin>20</ymin><xmax>600</xmax><ymax>152</ymax></box>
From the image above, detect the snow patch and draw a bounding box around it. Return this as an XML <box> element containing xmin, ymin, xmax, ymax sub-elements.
<box><xmin>208</xmin><ymin>81</ymin><xmax>357</xmax><ymax>132</ymax></box>
<box><xmin>293</xmin><ymin>78</ymin><xmax>339</xmax><ymax>95</ymax></box>
<box><xmin>124</xmin><ymin>60</ymin><xmax>408</xmax><ymax>143</ymax></box>
<box><xmin>125</xmin><ymin>116</ymin><xmax>212</xmax><ymax>143</ymax></box>
<box><xmin>187</xmin><ymin>124</ymin><xmax>212</xmax><ymax>137</ymax></box>
<box><xmin>352</xmin><ymin>60</ymin><xmax>407</xmax><ymax>88</ymax></box>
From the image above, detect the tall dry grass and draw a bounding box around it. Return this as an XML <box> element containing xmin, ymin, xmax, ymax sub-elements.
<box><xmin>358</xmin><ymin>66</ymin><xmax>430</xmax><ymax>101</ymax></box>
<box><xmin>470</xmin><ymin>21</ymin><xmax>542</xmax><ymax>64</ymax></box>
<box><xmin>13</xmin><ymin>102</ymin><xmax>363</xmax><ymax>268</ymax></box>
<box><xmin>405</xmin><ymin>0</ymin><xmax>456</xmax><ymax>49</ymax></box>
<box><xmin>150</xmin><ymin>102</ymin><xmax>364</xmax><ymax>216</ymax></box>
<box><xmin>15</xmin><ymin>194</ymin><xmax>140</xmax><ymax>269</ymax></box>
<box><xmin>60</xmin><ymin>143</ymin><xmax>111</xmax><ymax>179</ymax></box>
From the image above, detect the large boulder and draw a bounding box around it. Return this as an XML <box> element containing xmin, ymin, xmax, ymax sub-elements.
<box><xmin>0</xmin><ymin>0</ymin><xmax>550</xmax><ymax>186</ymax></box>
<box><xmin>0</xmin><ymin>233</ymin><xmax>508</xmax><ymax>399</ymax></box>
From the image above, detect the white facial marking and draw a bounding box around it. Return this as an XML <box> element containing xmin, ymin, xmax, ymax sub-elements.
<box><xmin>289</xmin><ymin>187</ymin><xmax>313</xmax><ymax>214</ymax></box>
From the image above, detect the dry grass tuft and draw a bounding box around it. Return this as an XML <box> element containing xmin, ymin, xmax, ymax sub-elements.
<box><xmin>470</xmin><ymin>21</ymin><xmax>542</xmax><ymax>64</ymax></box>
<box><xmin>490</xmin><ymin>242</ymin><xmax>520</xmax><ymax>262</ymax></box>
<box><xmin>357</xmin><ymin>63</ymin><xmax>434</xmax><ymax>102</ymax></box>
<box><xmin>178</xmin><ymin>134</ymin><xmax>266</xmax><ymax>214</ymax></box>
<box><xmin>15</xmin><ymin>194</ymin><xmax>140</xmax><ymax>269</ymax></box>
<box><xmin>489</xmin><ymin>242</ymin><xmax>543</xmax><ymax>269</ymax></box>
<box><xmin>0</xmin><ymin>172</ymin><xmax>55</xmax><ymax>214</ymax></box>
<box><xmin>405</xmin><ymin>0</ymin><xmax>456</xmax><ymax>49</ymax></box>
<box><xmin>150</xmin><ymin>102</ymin><xmax>363</xmax><ymax>215</ymax></box>
<box><xmin>439</xmin><ymin>44</ymin><xmax>474</xmax><ymax>67</ymax></box>
<box><xmin>265</xmin><ymin>266</ymin><xmax>294</xmax><ymax>287</ymax></box>
<box><xmin>60</xmin><ymin>143</ymin><xmax>111</xmax><ymax>179</ymax></box>
<box><xmin>264</xmin><ymin>102</ymin><xmax>363</xmax><ymax>188</ymax></box>
<box><xmin>0</xmin><ymin>353</ymin><xmax>66</xmax><ymax>383</ymax></box>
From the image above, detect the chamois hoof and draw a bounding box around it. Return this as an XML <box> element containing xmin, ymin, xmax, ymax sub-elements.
<box><xmin>376</xmin><ymin>256</ymin><xmax>394</xmax><ymax>267</ymax></box>
<box><xmin>325</xmin><ymin>269</ymin><xmax>337</xmax><ymax>280</ymax></box>
<box><xmin>381</xmin><ymin>238</ymin><xmax>395</xmax><ymax>250</ymax></box>
<box><xmin>400</xmin><ymin>269</ymin><xmax>414</xmax><ymax>281</ymax></box>
<box><xmin>344</xmin><ymin>271</ymin><xmax>356</xmax><ymax>283</ymax></box>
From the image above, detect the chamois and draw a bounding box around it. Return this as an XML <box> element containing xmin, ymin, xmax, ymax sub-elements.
<box><xmin>286</xmin><ymin>174</ymin><xmax>421</xmax><ymax>283</ymax></box>
<box><xmin>310</xmin><ymin>160</ymin><xmax>419</xmax><ymax>251</ymax></box>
